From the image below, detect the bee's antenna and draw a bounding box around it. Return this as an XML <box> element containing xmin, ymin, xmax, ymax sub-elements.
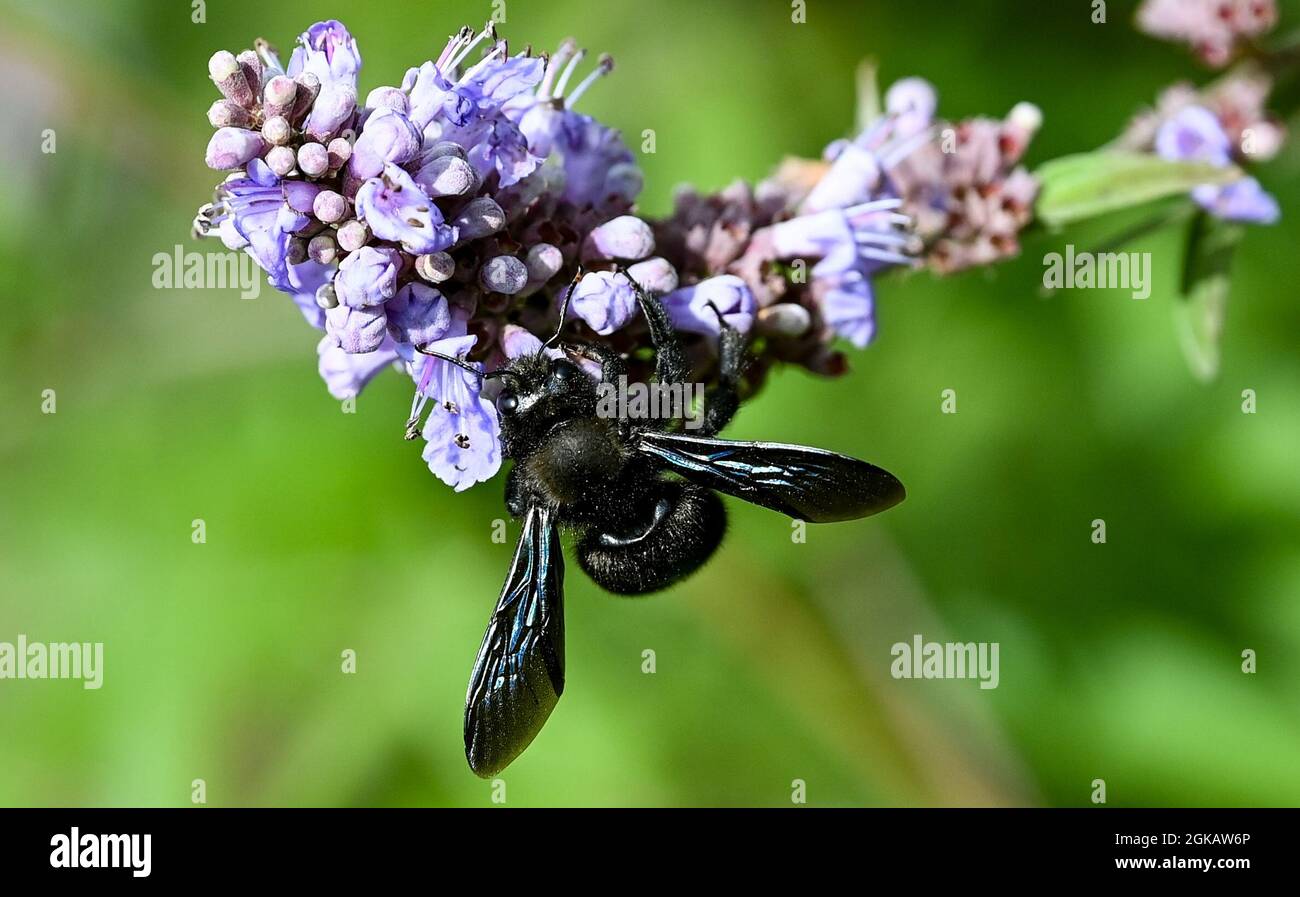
<box><xmin>545</xmin><ymin>266</ymin><xmax>585</xmax><ymax>349</ymax></box>
<box><xmin>414</xmin><ymin>346</ymin><xmax>485</xmax><ymax>378</ymax></box>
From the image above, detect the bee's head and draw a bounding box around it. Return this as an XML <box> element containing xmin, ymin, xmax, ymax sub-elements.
<box><xmin>491</xmin><ymin>349</ymin><xmax>598</xmax><ymax>446</ymax></box>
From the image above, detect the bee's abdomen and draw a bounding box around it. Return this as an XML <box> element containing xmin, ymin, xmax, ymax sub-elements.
<box><xmin>576</xmin><ymin>481</ymin><xmax>726</xmax><ymax>595</ymax></box>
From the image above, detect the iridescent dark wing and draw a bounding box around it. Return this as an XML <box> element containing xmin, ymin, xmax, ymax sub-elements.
<box><xmin>637</xmin><ymin>431</ymin><xmax>905</xmax><ymax>523</ymax></box>
<box><xmin>464</xmin><ymin>504</ymin><xmax>565</xmax><ymax>777</ymax></box>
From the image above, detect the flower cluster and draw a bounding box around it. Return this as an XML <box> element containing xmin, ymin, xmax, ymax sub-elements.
<box><xmin>191</xmin><ymin>23</ymin><xmax>1043</xmax><ymax>491</ymax></box>
<box><xmin>193</xmin><ymin>20</ymin><xmax>686</xmax><ymax>491</ymax></box>
<box><xmin>1116</xmin><ymin>66</ymin><xmax>1284</xmax><ymax>223</ymax></box>
<box><xmin>651</xmin><ymin>77</ymin><xmax>1040</xmax><ymax>383</ymax></box>
<box><xmin>1137</xmin><ymin>0</ymin><xmax>1278</xmax><ymax>67</ymax></box>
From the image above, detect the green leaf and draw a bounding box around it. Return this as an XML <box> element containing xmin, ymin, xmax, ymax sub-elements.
<box><xmin>1173</xmin><ymin>211</ymin><xmax>1243</xmax><ymax>383</ymax></box>
<box><xmin>1034</xmin><ymin>151</ymin><xmax>1242</xmax><ymax>227</ymax></box>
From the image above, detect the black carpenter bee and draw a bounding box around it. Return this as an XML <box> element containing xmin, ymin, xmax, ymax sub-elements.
<box><xmin>422</xmin><ymin>273</ymin><xmax>905</xmax><ymax>777</ymax></box>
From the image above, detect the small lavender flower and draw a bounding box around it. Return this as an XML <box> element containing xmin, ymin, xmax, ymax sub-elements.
<box><xmin>410</xmin><ymin>332</ymin><xmax>502</xmax><ymax>491</ymax></box>
<box><xmin>385</xmin><ymin>282</ymin><xmax>452</xmax><ymax>347</ymax></box>
<box><xmin>326</xmin><ymin>302</ymin><xmax>388</xmax><ymax>354</ymax></box>
<box><xmin>317</xmin><ymin>336</ymin><xmax>399</xmax><ymax>400</ymax></box>
<box><xmin>354</xmin><ymin>164</ymin><xmax>457</xmax><ymax>254</ymax></box>
<box><xmin>1156</xmin><ymin>105</ymin><xmax>1281</xmax><ymax>223</ymax></box>
<box><xmin>288</xmin><ymin>20</ymin><xmax>361</xmax><ymax>89</ymax></box>
<box><xmin>568</xmin><ymin>270</ymin><xmax>639</xmax><ymax>335</ymax></box>
<box><xmin>349</xmin><ymin>108</ymin><xmax>422</xmax><ymax>179</ymax></box>
<box><xmin>333</xmin><ymin>245</ymin><xmax>401</xmax><ymax>308</ymax></box>
<box><xmin>662</xmin><ymin>275</ymin><xmax>756</xmax><ymax>337</ymax></box>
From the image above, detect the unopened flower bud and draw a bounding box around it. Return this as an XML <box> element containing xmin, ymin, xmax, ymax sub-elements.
<box><xmin>627</xmin><ymin>257</ymin><xmax>679</xmax><ymax>295</ymax></box>
<box><xmin>326</xmin><ymin>137</ymin><xmax>353</xmax><ymax>170</ymax></box>
<box><xmin>366</xmin><ymin>86</ymin><xmax>409</xmax><ymax>114</ymax></box>
<box><xmin>205</xmin><ymin>127</ymin><xmax>265</xmax><ymax>170</ymax></box>
<box><xmin>415</xmin><ymin>154</ymin><xmax>478</xmax><ymax>197</ymax></box>
<box><xmin>582</xmin><ymin>215</ymin><xmax>655</xmax><ymax>261</ymax></box>
<box><xmin>262</xmin><ymin>75</ymin><xmax>297</xmax><ymax>120</ymax></box>
<box><xmin>290</xmin><ymin>72</ymin><xmax>321</xmax><ymax>124</ymax></box>
<box><xmin>265</xmin><ymin>145</ymin><xmax>296</xmax><ymax>176</ymax></box>
<box><xmin>452</xmin><ymin>197</ymin><xmax>506</xmax><ymax>242</ymax></box>
<box><xmin>298</xmin><ymin>142</ymin><xmax>330</xmax><ymax>178</ymax></box>
<box><xmin>305</xmin><ymin>83</ymin><xmax>355</xmax><ymax>143</ymax></box>
<box><xmin>525</xmin><ymin>243</ymin><xmax>563</xmax><ymax>283</ymax></box>
<box><xmin>236</xmin><ymin>50</ymin><xmax>263</xmax><ymax>99</ymax></box>
<box><xmin>284</xmin><ymin>180</ymin><xmax>321</xmax><ymax>214</ymax></box>
<box><xmin>756</xmin><ymin>302</ymin><xmax>812</xmax><ymax>337</ymax></box>
<box><xmin>423</xmin><ymin>140</ymin><xmax>467</xmax><ymax>161</ymax></box>
<box><xmin>315</xmin><ymin>282</ymin><xmax>339</xmax><ymax>309</ymax></box>
<box><xmin>1007</xmin><ymin>101</ymin><xmax>1043</xmax><ymax>138</ymax></box>
<box><xmin>208</xmin><ymin>50</ymin><xmax>255</xmax><ymax>108</ymax></box>
<box><xmin>336</xmin><ymin>219</ymin><xmax>372</xmax><ymax>252</ymax></box>
<box><xmin>313</xmin><ymin>190</ymin><xmax>348</xmax><ymax>224</ymax></box>
<box><xmin>287</xmin><ymin>237</ymin><xmax>309</xmax><ymax>265</ymax></box>
<box><xmin>479</xmin><ymin>256</ymin><xmax>529</xmax><ymax>295</ymax></box>
<box><xmin>261</xmin><ymin>115</ymin><xmax>292</xmax><ymax>146</ymax></box>
<box><xmin>207</xmin><ymin>99</ymin><xmax>251</xmax><ymax>129</ymax></box>
<box><xmin>308</xmin><ymin>233</ymin><xmax>339</xmax><ymax>265</ymax></box>
<box><xmin>415</xmin><ymin>252</ymin><xmax>455</xmax><ymax>283</ymax></box>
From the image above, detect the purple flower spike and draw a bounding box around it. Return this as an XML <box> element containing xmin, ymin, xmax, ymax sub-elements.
<box><xmin>326</xmin><ymin>303</ymin><xmax>389</xmax><ymax>354</ymax></box>
<box><xmin>386</xmin><ymin>282</ymin><xmax>452</xmax><ymax>346</ymax></box>
<box><xmin>567</xmin><ymin>270</ymin><xmax>639</xmax><ymax>335</ymax></box>
<box><xmin>333</xmin><ymin>245</ymin><xmax>401</xmax><ymax>308</ymax></box>
<box><xmin>205</xmin><ymin>127</ymin><xmax>266</xmax><ymax>170</ymax></box>
<box><xmin>355</xmin><ymin>164</ymin><xmax>457</xmax><ymax>254</ymax></box>
<box><xmin>317</xmin><ymin>336</ymin><xmax>399</xmax><ymax>400</ymax></box>
<box><xmin>289</xmin><ymin>20</ymin><xmax>361</xmax><ymax>89</ymax></box>
<box><xmin>662</xmin><ymin>275</ymin><xmax>756</xmax><ymax>337</ymax></box>
<box><xmin>350</xmin><ymin>108</ymin><xmax>422</xmax><ymax>179</ymax></box>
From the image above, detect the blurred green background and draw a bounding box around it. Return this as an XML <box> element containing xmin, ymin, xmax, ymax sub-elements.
<box><xmin>1</xmin><ymin>0</ymin><xmax>1298</xmax><ymax>807</ymax></box>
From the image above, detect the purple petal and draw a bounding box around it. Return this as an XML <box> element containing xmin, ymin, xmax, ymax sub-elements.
<box><xmin>567</xmin><ymin>270</ymin><xmax>639</xmax><ymax>335</ymax></box>
<box><xmin>355</xmin><ymin>164</ymin><xmax>456</xmax><ymax>254</ymax></box>
<box><xmin>316</xmin><ymin>335</ymin><xmax>399</xmax><ymax>399</ymax></box>
<box><xmin>662</xmin><ymin>275</ymin><xmax>756</xmax><ymax>336</ymax></box>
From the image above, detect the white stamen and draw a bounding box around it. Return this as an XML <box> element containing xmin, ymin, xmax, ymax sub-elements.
<box><xmin>564</xmin><ymin>55</ymin><xmax>612</xmax><ymax>109</ymax></box>
<box><xmin>553</xmin><ymin>48</ymin><xmax>587</xmax><ymax>99</ymax></box>
<box><xmin>449</xmin><ymin>26</ymin><xmax>492</xmax><ymax>72</ymax></box>
<box><xmin>538</xmin><ymin>39</ymin><xmax>577</xmax><ymax>98</ymax></box>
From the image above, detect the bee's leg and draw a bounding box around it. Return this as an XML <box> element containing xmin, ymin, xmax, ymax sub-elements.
<box><xmin>621</xmin><ymin>270</ymin><xmax>689</xmax><ymax>387</ymax></box>
<box><xmin>698</xmin><ymin>305</ymin><xmax>746</xmax><ymax>436</ymax></box>
<box><xmin>563</xmin><ymin>342</ymin><xmax>626</xmax><ymax>385</ymax></box>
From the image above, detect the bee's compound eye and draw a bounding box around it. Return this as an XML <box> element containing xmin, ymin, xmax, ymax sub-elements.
<box><xmin>549</xmin><ymin>359</ymin><xmax>580</xmax><ymax>384</ymax></box>
<box><xmin>497</xmin><ymin>392</ymin><xmax>519</xmax><ymax>415</ymax></box>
